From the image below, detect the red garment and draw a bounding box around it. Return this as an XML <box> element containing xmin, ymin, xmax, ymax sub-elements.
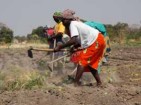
<box><xmin>70</xmin><ymin>51</ymin><xmax>81</xmax><ymax>63</ymax></box>
<box><xmin>46</xmin><ymin>28</ymin><xmax>54</xmax><ymax>36</ymax></box>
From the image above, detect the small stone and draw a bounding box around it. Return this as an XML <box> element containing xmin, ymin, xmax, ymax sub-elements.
<box><xmin>134</xmin><ymin>103</ymin><xmax>141</xmax><ymax>105</ymax></box>
<box><xmin>104</xmin><ymin>92</ymin><xmax>108</xmax><ymax>95</ymax></box>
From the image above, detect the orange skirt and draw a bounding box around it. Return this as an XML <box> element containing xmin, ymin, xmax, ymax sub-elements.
<box><xmin>79</xmin><ymin>33</ymin><xmax>105</xmax><ymax>70</ymax></box>
<box><xmin>71</xmin><ymin>33</ymin><xmax>105</xmax><ymax>71</ymax></box>
<box><xmin>70</xmin><ymin>50</ymin><xmax>81</xmax><ymax>63</ymax></box>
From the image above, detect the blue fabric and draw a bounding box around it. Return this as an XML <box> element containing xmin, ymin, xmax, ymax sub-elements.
<box><xmin>84</xmin><ymin>21</ymin><xmax>107</xmax><ymax>36</ymax></box>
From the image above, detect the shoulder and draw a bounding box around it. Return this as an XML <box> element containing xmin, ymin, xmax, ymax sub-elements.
<box><xmin>58</xmin><ymin>22</ymin><xmax>63</xmax><ymax>26</ymax></box>
<box><xmin>58</xmin><ymin>22</ymin><xmax>65</xmax><ymax>28</ymax></box>
<box><xmin>70</xmin><ymin>21</ymin><xmax>84</xmax><ymax>27</ymax></box>
<box><xmin>71</xmin><ymin>21</ymin><xmax>82</xmax><ymax>24</ymax></box>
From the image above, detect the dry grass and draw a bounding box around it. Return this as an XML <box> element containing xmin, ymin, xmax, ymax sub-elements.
<box><xmin>0</xmin><ymin>67</ymin><xmax>49</xmax><ymax>90</ymax></box>
<box><xmin>0</xmin><ymin>43</ymin><xmax>48</xmax><ymax>49</ymax></box>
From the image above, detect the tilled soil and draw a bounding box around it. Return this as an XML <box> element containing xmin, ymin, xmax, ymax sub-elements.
<box><xmin>0</xmin><ymin>46</ymin><xmax>141</xmax><ymax>105</ymax></box>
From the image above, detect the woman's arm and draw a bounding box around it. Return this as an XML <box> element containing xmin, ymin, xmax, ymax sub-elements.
<box><xmin>54</xmin><ymin>36</ymin><xmax>78</xmax><ymax>52</ymax></box>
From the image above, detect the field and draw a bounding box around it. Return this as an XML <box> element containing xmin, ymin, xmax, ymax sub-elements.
<box><xmin>0</xmin><ymin>44</ymin><xmax>141</xmax><ymax>105</ymax></box>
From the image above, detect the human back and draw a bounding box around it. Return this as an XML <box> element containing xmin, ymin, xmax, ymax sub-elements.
<box><xmin>84</xmin><ymin>21</ymin><xmax>107</xmax><ymax>36</ymax></box>
<box><xmin>70</xmin><ymin>21</ymin><xmax>100</xmax><ymax>48</ymax></box>
<box><xmin>54</xmin><ymin>22</ymin><xmax>65</xmax><ymax>35</ymax></box>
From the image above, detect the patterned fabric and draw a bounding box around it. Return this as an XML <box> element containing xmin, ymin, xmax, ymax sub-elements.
<box><xmin>78</xmin><ymin>33</ymin><xmax>105</xmax><ymax>70</ymax></box>
<box><xmin>70</xmin><ymin>51</ymin><xmax>81</xmax><ymax>63</ymax></box>
<box><xmin>53</xmin><ymin>11</ymin><xmax>62</xmax><ymax>17</ymax></box>
<box><xmin>62</xmin><ymin>9</ymin><xmax>75</xmax><ymax>19</ymax></box>
<box><xmin>71</xmin><ymin>33</ymin><xmax>105</xmax><ymax>71</ymax></box>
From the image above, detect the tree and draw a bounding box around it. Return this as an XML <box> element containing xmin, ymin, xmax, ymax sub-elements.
<box><xmin>27</xmin><ymin>26</ymin><xmax>47</xmax><ymax>43</ymax></box>
<box><xmin>14</xmin><ymin>36</ymin><xmax>27</xmax><ymax>43</ymax></box>
<box><xmin>0</xmin><ymin>27</ymin><xmax>13</xmax><ymax>44</ymax></box>
<box><xmin>106</xmin><ymin>22</ymin><xmax>129</xmax><ymax>43</ymax></box>
<box><xmin>31</xmin><ymin>26</ymin><xmax>44</xmax><ymax>38</ymax></box>
<box><xmin>127</xmin><ymin>27</ymin><xmax>141</xmax><ymax>41</ymax></box>
<box><xmin>114</xmin><ymin>22</ymin><xmax>128</xmax><ymax>43</ymax></box>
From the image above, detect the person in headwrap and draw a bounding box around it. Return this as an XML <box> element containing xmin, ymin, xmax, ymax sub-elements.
<box><xmin>50</xmin><ymin>11</ymin><xmax>65</xmax><ymax>44</ymax></box>
<box><xmin>49</xmin><ymin>11</ymin><xmax>66</xmax><ymax>58</ymax></box>
<box><xmin>54</xmin><ymin>9</ymin><xmax>106</xmax><ymax>86</ymax></box>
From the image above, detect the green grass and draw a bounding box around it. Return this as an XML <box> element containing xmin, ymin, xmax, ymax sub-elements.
<box><xmin>125</xmin><ymin>41</ymin><xmax>141</xmax><ymax>47</ymax></box>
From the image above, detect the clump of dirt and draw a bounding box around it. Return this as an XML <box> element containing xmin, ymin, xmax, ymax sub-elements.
<box><xmin>0</xmin><ymin>46</ymin><xmax>141</xmax><ymax>105</ymax></box>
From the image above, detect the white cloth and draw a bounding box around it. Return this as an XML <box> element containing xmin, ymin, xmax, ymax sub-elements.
<box><xmin>62</xmin><ymin>34</ymin><xmax>70</xmax><ymax>43</ymax></box>
<box><xmin>69</xmin><ymin>21</ymin><xmax>100</xmax><ymax>48</ymax></box>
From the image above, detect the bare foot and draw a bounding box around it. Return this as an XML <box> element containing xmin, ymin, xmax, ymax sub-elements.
<box><xmin>74</xmin><ymin>81</ymin><xmax>82</xmax><ymax>87</ymax></box>
<box><xmin>97</xmin><ymin>83</ymin><xmax>107</xmax><ymax>88</ymax></box>
<box><xmin>97</xmin><ymin>82</ymin><xmax>102</xmax><ymax>87</ymax></box>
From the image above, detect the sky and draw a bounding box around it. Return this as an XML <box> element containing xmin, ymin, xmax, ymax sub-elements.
<box><xmin>0</xmin><ymin>0</ymin><xmax>141</xmax><ymax>36</ymax></box>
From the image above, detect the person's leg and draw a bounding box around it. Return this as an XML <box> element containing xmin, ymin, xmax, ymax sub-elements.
<box><xmin>49</xmin><ymin>42</ymin><xmax>54</xmax><ymax>59</ymax></box>
<box><xmin>74</xmin><ymin>64</ymin><xmax>85</xmax><ymax>86</ymax></box>
<box><xmin>88</xmin><ymin>66</ymin><xmax>102</xmax><ymax>86</ymax></box>
<box><xmin>55</xmin><ymin>41</ymin><xmax>63</xmax><ymax>57</ymax></box>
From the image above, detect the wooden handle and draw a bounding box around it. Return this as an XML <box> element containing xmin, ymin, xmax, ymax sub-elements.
<box><xmin>32</xmin><ymin>48</ymin><xmax>54</xmax><ymax>52</ymax></box>
<box><xmin>31</xmin><ymin>48</ymin><xmax>68</xmax><ymax>52</ymax></box>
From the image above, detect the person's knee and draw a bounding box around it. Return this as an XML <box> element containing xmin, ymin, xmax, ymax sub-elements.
<box><xmin>88</xmin><ymin>66</ymin><xmax>97</xmax><ymax>74</ymax></box>
<box><xmin>77</xmin><ymin>64</ymin><xmax>85</xmax><ymax>71</ymax></box>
